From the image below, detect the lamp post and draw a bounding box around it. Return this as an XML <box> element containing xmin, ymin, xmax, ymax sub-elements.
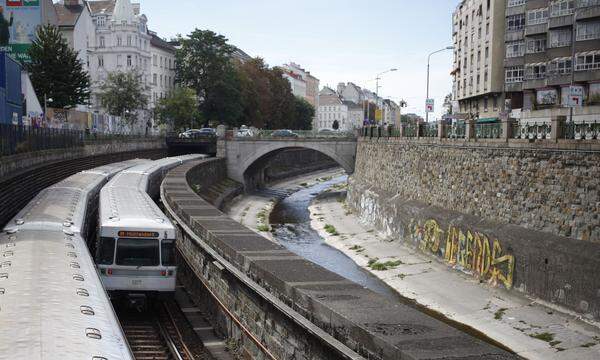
<box><xmin>374</xmin><ymin>68</ymin><xmax>397</xmax><ymax>124</ymax></box>
<box><xmin>426</xmin><ymin>46</ymin><xmax>454</xmax><ymax>123</ymax></box>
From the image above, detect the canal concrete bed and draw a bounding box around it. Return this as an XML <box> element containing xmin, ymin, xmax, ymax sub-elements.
<box><xmin>161</xmin><ymin>158</ymin><xmax>517</xmax><ymax>359</ymax></box>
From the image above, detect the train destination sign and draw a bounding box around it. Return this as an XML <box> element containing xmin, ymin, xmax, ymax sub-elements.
<box><xmin>118</xmin><ymin>231</ymin><xmax>159</xmax><ymax>238</ymax></box>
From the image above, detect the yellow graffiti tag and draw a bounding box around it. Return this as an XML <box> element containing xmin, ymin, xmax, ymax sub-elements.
<box><xmin>411</xmin><ymin>219</ymin><xmax>515</xmax><ymax>289</ymax></box>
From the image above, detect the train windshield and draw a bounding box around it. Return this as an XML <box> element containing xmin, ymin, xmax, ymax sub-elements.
<box><xmin>97</xmin><ymin>237</ymin><xmax>115</xmax><ymax>265</ymax></box>
<box><xmin>161</xmin><ymin>239</ymin><xmax>176</xmax><ymax>266</ymax></box>
<box><xmin>116</xmin><ymin>238</ymin><xmax>160</xmax><ymax>267</ymax></box>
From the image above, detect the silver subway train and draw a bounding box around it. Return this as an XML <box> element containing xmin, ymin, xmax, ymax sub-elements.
<box><xmin>0</xmin><ymin>160</ymin><xmax>149</xmax><ymax>360</ymax></box>
<box><xmin>97</xmin><ymin>155</ymin><xmax>206</xmax><ymax>305</ymax></box>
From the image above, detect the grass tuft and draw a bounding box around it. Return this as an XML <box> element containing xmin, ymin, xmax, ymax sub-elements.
<box><xmin>324</xmin><ymin>224</ymin><xmax>339</xmax><ymax>236</ymax></box>
<box><xmin>494</xmin><ymin>308</ymin><xmax>508</xmax><ymax>320</ymax></box>
<box><xmin>257</xmin><ymin>225</ymin><xmax>270</xmax><ymax>232</ymax></box>
<box><xmin>530</xmin><ymin>332</ymin><xmax>555</xmax><ymax>343</ymax></box>
<box><xmin>368</xmin><ymin>259</ymin><xmax>403</xmax><ymax>271</ymax></box>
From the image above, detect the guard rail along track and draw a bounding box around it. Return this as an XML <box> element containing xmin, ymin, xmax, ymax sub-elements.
<box><xmin>0</xmin><ymin>149</ymin><xmax>166</xmax><ymax>227</ymax></box>
<box><xmin>160</xmin><ymin>158</ymin><xmax>518</xmax><ymax>360</ymax></box>
<box><xmin>120</xmin><ymin>301</ymin><xmax>195</xmax><ymax>360</ymax></box>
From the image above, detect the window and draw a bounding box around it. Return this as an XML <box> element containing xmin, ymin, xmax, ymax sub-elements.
<box><xmin>508</xmin><ymin>0</ymin><xmax>526</xmax><ymax>6</ymax></box>
<box><xmin>477</xmin><ymin>50</ymin><xmax>481</xmax><ymax>65</ymax></box>
<box><xmin>576</xmin><ymin>51</ymin><xmax>600</xmax><ymax>71</ymax></box>
<box><xmin>483</xmin><ymin>98</ymin><xmax>488</xmax><ymax>111</ymax></box>
<box><xmin>493</xmin><ymin>97</ymin><xmax>498</xmax><ymax>110</ymax></box>
<box><xmin>550</xmin><ymin>0</ymin><xmax>575</xmax><ymax>17</ymax></box>
<box><xmin>527</xmin><ymin>38</ymin><xmax>546</xmax><ymax>53</ymax></box>
<box><xmin>507</xmin><ymin>14</ymin><xmax>525</xmax><ymax>31</ymax></box>
<box><xmin>506</xmin><ymin>66</ymin><xmax>524</xmax><ymax>83</ymax></box>
<box><xmin>525</xmin><ymin>63</ymin><xmax>547</xmax><ymax>80</ymax></box>
<box><xmin>96</xmin><ymin>238</ymin><xmax>115</xmax><ymax>265</ymax></box>
<box><xmin>161</xmin><ymin>240</ymin><xmax>175</xmax><ymax>266</ymax></box>
<box><xmin>576</xmin><ymin>21</ymin><xmax>600</xmax><ymax>41</ymax></box>
<box><xmin>548</xmin><ymin>57</ymin><xmax>572</xmax><ymax>75</ymax></box>
<box><xmin>169</xmin><ymin>59</ymin><xmax>172</xmax><ymax>69</ymax></box>
<box><xmin>127</xmin><ymin>55</ymin><xmax>132</xmax><ymax>67</ymax></box>
<box><xmin>153</xmin><ymin>55</ymin><xmax>157</xmax><ymax>66</ymax></box>
<box><xmin>506</xmin><ymin>41</ymin><xmax>525</xmax><ymax>58</ymax></box>
<box><xmin>527</xmin><ymin>8</ymin><xmax>548</xmax><ymax>25</ymax></box>
<box><xmin>485</xmin><ymin>46</ymin><xmax>489</xmax><ymax>59</ymax></box>
<box><xmin>127</xmin><ymin>35</ymin><xmax>132</xmax><ymax>46</ymax></box>
<box><xmin>99</xmin><ymin>36</ymin><xmax>105</xmax><ymax>48</ymax></box>
<box><xmin>549</xmin><ymin>29</ymin><xmax>572</xmax><ymax>47</ymax></box>
<box><xmin>116</xmin><ymin>239</ymin><xmax>160</xmax><ymax>267</ymax></box>
<box><xmin>97</xmin><ymin>16</ymin><xmax>106</xmax><ymax>28</ymax></box>
<box><xmin>117</xmin><ymin>55</ymin><xmax>122</xmax><ymax>67</ymax></box>
<box><xmin>116</xmin><ymin>36</ymin><xmax>122</xmax><ymax>46</ymax></box>
<box><xmin>98</xmin><ymin>55</ymin><xmax>104</xmax><ymax>67</ymax></box>
<box><xmin>486</xmin><ymin>22</ymin><xmax>489</xmax><ymax>35</ymax></box>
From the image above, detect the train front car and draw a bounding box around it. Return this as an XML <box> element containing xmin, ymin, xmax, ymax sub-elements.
<box><xmin>96</xmin><ymin>156</ymin><xmax>206</xmax><ymax>308</ymax></box>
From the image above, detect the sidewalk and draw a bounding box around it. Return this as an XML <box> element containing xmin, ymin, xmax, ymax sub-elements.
<box><xmin>309</xmin><ymin>195</ymin><xmax>600</xmax><ymax>360</ymax></box>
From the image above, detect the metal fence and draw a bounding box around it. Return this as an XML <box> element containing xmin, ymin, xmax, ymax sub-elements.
<box><xmin>511</xmin><ymin>122</ymin><xmax>552</xmax><ymax>140</ymax></box>
<box><xmin>475</xmin><ymin>123</ymin><xmax>502</xmax><ymax>139</ymax></box>
<box><xmin>0</xmin><ymin>124</ymin><xmax>84</xmax><ymax>156</ymax></box>
<box><xmin>562</xmin><ymin>120</ymin><xmax>600</xmax><ymax>140</ymax></box>
<box><xmin>445</xmin><ymin>123</ymin><xmax>466</xmax><ymax>139</ymax></box>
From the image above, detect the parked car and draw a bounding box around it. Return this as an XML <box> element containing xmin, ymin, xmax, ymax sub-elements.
<box><xmin>178</xmin><ymin>128</ymin><xmax>217</xmax><ymax>138</ymax></box>
<box><xmin>236</xmin><ymin>129</ymin><xmax>254</xmax><ymax>137</ymax></box>
<box><xmin>178</xmin><ymin>129</ymin><xmax>202</xmax><ymax>138</ymax></box>
<box><xmin>271</xmin><ymin>129</ymin><xmax>299</xmax><ymax>138</ymax></box>
<box><xmin>318</xmin><ymin>128</ymin><xmax>338</xmax><ymax>136</ymax></box>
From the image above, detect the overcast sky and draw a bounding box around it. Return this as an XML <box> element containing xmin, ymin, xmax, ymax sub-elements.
<box><xmin>140</xmin><ymin>0</ymin><xmax>458</xmax><ymax>119</ymax></box>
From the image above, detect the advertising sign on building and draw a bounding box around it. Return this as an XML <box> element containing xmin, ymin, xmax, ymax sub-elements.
<box><xmin>375</xmin><ymin>109</ymin><xmax>382</xmax><ymax>122</ymax></box>
<box><xmin>536</xmin><ymin>89</ymin><xmax>558</xmax><ymax>106</ymax></box>
<box><xmin>568</xmin><ymin>85</ymin><xmax>584</xmax><ymax>107</ymax></box>
<box><xmin>0</xmin><ymin>0</ymin><xmax>42</xmax><ymax>62</ymax></box>
<box><xmin>425</xmin><ymin>98</ymin><xmax>434</xmax><ymax>113</ymax></box>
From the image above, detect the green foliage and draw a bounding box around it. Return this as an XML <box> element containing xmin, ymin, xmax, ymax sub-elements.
<box><xmin>175</xmin><ymin>29</ymin><xmax>242</xmax><ymax>126</ymax></box>
<box><xmin>324</xmin><ymin>224</ymin><xmax>339</xmax><ymax>236</ymax></box>
<box><xmin>332</xmin><ymin>120</ymin><xmax>340</xmax><ymax>130</ymax></box>
<box><xmin>155</xmin><ymin>87</ymin><xmax>200</xmax><ymax>131</ymax></box>
<box><xmin>26</xmin><ymin>24</ymin><xmax>90</xmax><ymax>108</ymax></box>
<box><xmin>99</xmin><ymin>70</ymin><xmax>149</xmax><ymax>123</ymax></box>
<box><xmin>530</xmin><ymin>332</ymin><xmax>555</xmax><ymax>343</ymax></box>
<box><xmin>368</xmin><ymin>259</ymin><xmax>403</xmax><ymax>271</ymax></box>
<box><xmin>292</xmin><ymin>97</ymin><xmax>314</xmax><ymax>130</ymax></box>
<box><xmin>494</xmin><ymin>308</ymin><xmax>508</xmax><ymax>320</ymax></box>
<box><xmin>257</xmin><ymin>225</ymin><xmax>270</xmax><ymax>232</ymax></box>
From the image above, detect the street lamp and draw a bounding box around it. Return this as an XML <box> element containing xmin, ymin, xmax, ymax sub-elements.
<box><xmin>367</xmin><ymin>68</ymin><xmax>397</xmax><ymax>125</ymax></box>
<box><xmin>426</xmin><ymin>46</ymin><xmax>454</xmax><ymax>123</ymax></box>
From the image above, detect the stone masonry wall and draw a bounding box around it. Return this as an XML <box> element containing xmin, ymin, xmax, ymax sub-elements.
<box><xmin>348</xmin><ymin>138</ymin><xmax>600</xmax><ymax>319</ymax></box>
<box><xmin>351</xmin><ymin>138</ymin><xmax>599</xmax><ymax>242</ymax></box>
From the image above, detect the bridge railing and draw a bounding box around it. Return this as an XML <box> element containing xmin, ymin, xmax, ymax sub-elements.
<box><xmin>235</xmin><ymin>129</ymin><xmax>357</xmax><ymax>139</ymax></box>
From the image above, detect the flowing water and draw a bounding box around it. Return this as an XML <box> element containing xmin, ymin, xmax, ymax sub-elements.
<box><xmin>268</xmin><ymin>174</ymin><xmax>398</xmax><ymax>300</ymax></box>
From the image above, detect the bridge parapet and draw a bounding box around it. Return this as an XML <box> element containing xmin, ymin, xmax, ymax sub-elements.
<box><xmin>218</xmin><ymin>136</ymin><xmax>358</xmax><ymax>185</ymax></box>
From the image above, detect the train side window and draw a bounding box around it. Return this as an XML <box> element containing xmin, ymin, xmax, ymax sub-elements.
<box><xmin>97</xmin><ymin>237</ymin><xmax>115</xmax><ymax>265</ymax></box>
<box><xmin>161</xmin><ymin>239</ymin><xmax>176</xmax><ymax>266</ymax></box>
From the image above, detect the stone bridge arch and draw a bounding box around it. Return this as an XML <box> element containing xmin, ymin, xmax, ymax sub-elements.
<box><xmin>219</xmin><ymin>139</ymin><xmax>357</xmax><ymax>187</ymax></box>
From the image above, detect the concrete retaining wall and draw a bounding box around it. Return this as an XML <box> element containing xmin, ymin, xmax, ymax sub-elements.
<box><xmin>0</xmin><ymin>137</ymin><xmax>166</xmax><ymax>179</ymax></box>
<box><xmin>348</xmin><ymin>137</ymin><xmax>600</xmax><ymax>319</ymax></box>
<box><xmin>161</xmin><ymin>159</ymin><xmax>516</xmax><ymax>360</ymax></box>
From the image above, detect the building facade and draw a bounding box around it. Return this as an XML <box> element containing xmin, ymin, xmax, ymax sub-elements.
<box><xmin>281</xmin><ymin>62</ymin><xmax>320</xmax><ymax>128</ymax></box>
<box><xmin>452</xmin><ymin>0</ymin><xmax>507</xmax><ymax>122</ymax></box>
<box><xmin>503</xmin><ymin>0</ymin><xmax>600</xmax><ymax>124</ymax></box>
<box><xmin>149</xmin><ymin>31</ymin><xmax>176</xmax><ymax>107</ymax></box>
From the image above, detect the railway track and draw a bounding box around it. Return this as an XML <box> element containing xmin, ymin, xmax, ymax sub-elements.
<box><xmin>119</xmin><ymin>300</ymin><xmax>197</xmax><ymax>360</ymax></box>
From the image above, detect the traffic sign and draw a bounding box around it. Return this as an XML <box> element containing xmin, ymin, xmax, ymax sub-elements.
<box><xmin>426</xmin><ymin>99</ymin><xmax>434</xmax><ymax>113</ymax></box>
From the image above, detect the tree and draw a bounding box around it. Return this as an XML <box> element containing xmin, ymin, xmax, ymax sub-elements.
<box><xmin>332</xmin><ymin>120</ymin><xmax>340</xmax><ymax>130</ymax></box>
<box><xmin>291</xmin><ymin>97</ymin><xmax>315</xmax><ymax>130</ymax></box>
<box><xmin>443</xmin><ymin>93</ymin><xmax>453</xmax><ymax>115</ymax></box>
<box><xmin>155</xmin><ymin>87</ymin><xmax>200</xmax><ymax>131</ymax></box>
<box><xmin>176</xmin><ymin>29</ymin><xmax>242</xmax><ymax>126</ymax></box>
<box><xmin>26</xmin><ymin>24</ymin><xmax>90</xmax><ymax>108</ymax></box>
<box><xmin>99</xmin><ymin>70</ymin><xmax>149</xmax><ymax>124</ymax></box>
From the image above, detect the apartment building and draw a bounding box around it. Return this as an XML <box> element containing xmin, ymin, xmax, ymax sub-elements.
<box><xmin>504</xmin><ymin>0</ymin><xmax>600</xmax><ymax>123</ymax></box>
<box><xmin>452</xmin><ymin>0</ymin><xmax>507</xmax><ymax>121</ymax></box>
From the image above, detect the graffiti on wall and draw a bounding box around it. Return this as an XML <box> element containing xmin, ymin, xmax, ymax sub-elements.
<box><xmin>409</xmin><ymin>219</ymin><xmax>515</xmax><ymax>289</ymax></box>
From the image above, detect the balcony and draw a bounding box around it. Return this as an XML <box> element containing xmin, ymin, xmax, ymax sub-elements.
<box><xmin>505</xmin><ymin>56</ymin><xmax>526</xmax><ymax>67</ymax></box>
<box><xmin>549</xmin><ymin>15</ymin><xmax>574</xmax><ymax>28</ymax></box>
<box><xmin>505</xmin><ymin>82</ymin><xmax>523</xmax><ymax>92</ymax></box>
<box><xmin>577</xmin><ymin>5</ymin><xmax>600</xmax><ymax>19</ymax></box>
<box><xmin>525</xmin><ymin>23</ymin><xmax>549</xmax><ymax>35</ymax></box>
<box><xmin>505</xmin><ymin>29</ymin><xmax>525</xmax><ymax>41</ymax></box>
<box><xmin>506</xmin><ymin>4</ymin><xmax>526</xmax><ymax>16</ymax></box>
<box><xmin>523</xmin><ymin>78</ymin><xmax>547</xmax><ymax>89</ymax></box>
